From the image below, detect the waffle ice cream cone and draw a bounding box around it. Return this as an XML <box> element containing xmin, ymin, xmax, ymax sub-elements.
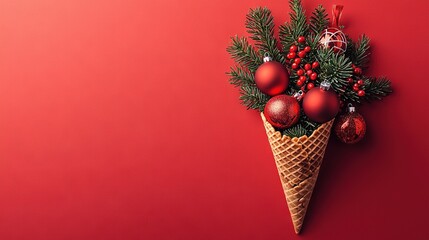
<box><xmin>261</xmin><ymin>113</ymin><xmax>334</xmax><ymax>234</ymax></box>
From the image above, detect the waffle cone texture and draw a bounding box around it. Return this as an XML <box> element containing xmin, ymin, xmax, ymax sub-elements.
<box><xmin>261</xmin><ymin>113</ymin><xmax>334</xmax><ymax>234</ymax></box>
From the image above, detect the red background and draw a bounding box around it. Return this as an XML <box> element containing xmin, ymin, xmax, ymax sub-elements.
<box><xmin>0</xmin><ymin>0</ymin><xmax>428</xmax><ymax>239</ymax></box>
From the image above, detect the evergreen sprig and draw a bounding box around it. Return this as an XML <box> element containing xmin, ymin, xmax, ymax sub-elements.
<box><xmin>279</xmin><ymin>0</ymin><xmax>309</xmax><ymax>52</ymax></box>
<box><xmin>363</xmin><ymin>76</ymin><xmax>392</xmax><ymax>101</ymax></box>
<box><xmin>239</xmin><ymin>85</ymin><xmax>270</xmax><ymax>111</ymax></box>
<box><xmin>317</xmin><ymin>49</ymin><xmax>353</xmax><ymax>92</ymax></box>
<box><xmin>283</xmin><ymin>124</ymin><xmax>307</xmax><ymax>138</ymax></box>
<box><xmin>246</xmin><ymin>7</ymin><xmax>284</xmax><ymax>64</ymax></box>
<box><xmin>347</xmin><ymin>35</ymin><xmax>371</xmax><ymax>69</ymax></box>
<box><xmin>226</xmin><ymin>36</ymin><xmax>262</xmax><ymax>73</ymax></box>
<box><xmin>228</xmin><ymin>66</ymin><xmax>255</xmax><ymax>86</ymax></box>
<box><xmin>310</xmin><ymin>5</ymin><xmax>329</xmax><ymax>34</ymax></box>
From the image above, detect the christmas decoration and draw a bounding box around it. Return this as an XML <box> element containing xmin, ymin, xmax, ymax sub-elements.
<box><xmin>255</xmin><ymin>54</ymin><xmax>289</xmax><ymax>96</ymax></box>
<box><xmin>303</xmin><ymin>81</ymin><xmax>340</xmax><ymax>123</ymax></box>
<box><xmin>227</xmin><ymin>0</ymin><xmax>392</xmax><ymax>234</ymax></box>
<box><xmin>263</xmin><ymin>94</ymin><xmax>300</xmax><ymax>129</ymax></box>
<box><xmin>319</xmin><ymin>5</ymin><xmax>347</xmax><ymax>54</ymax></box>
<box><xmin>335</xmin><ymin>104</ymin><xmax>366</xmax><ymax>144</ymax></box>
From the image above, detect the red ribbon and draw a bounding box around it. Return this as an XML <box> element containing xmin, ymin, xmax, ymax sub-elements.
<box><xmin>332</xmin><ymin>5</ymin><xmax>344</xmax><ymax>28</ymax></box>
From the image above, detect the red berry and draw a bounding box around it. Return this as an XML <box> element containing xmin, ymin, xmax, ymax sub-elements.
<box><xmin>298</xmin><ymin>36</ymin><xmax>306</xmax><ymax>43</ymax></box>
<box><xmin>354</xmin><ymin>67</ymin><xmax>362</xmax><ymax>75</ymax></box>
<box><xmin>296</xmin><ymin>79</ymin><xmax>304</xmax><ymax>87</ymax></box>
<box><xmin>304</xmin><ymin>63</ymin><xmax>311</xmax><ymax>70</ymax></box>
<box><xmin>357</xmin><ymin>79</ymin><xmax>364</xmax><ymax>85</ymax></box>
<box><xmin>292</xmin><ymin>63</ymin><xmax>299</xmax><ymax>69</ymax></box>
<box><xmin>358</xmin><ymin>90</ymin><xmax>365</xmax><ymax>97</ymax></box>
<box><xmin>310</xmin><ymin>73</ymin><xmax>317</xmax><ymax>80</ymax></box>
<box><xmin>299</xmin><ymin>76</ymin><xmax>306</xmax><ymax>82</ymax></box>
<box><xmin>347</xmin><ymin>78</ymin><xmax>354</xmax><ymax>84</ymax></box>
<box><xmin>304</xmin><ymin>46</ymin><xmax>311</xmax><ymax>52</ymax></box>
<box><xmin>353</xmin><ymin>83</ymin><xmax>360</xmax><ymax>91</ymax></box>
<box><xmin>297</xmin><ymin>69</ymin><xmax>304</xmax><ymax>76</ymax></box>
<box><xmin>288</xmin><ymin>52</ymin><xmax>296</xmax><ymax>59</ymax></box>
<box><xmin>306</xmin><ymin>70</ymin><xmax>313</xmax><ymax>76</ymax></box>
<box><xmin>312</xmin><ymin>62</ymin><xmax>319</xmax><ymax>69</ymax></box>
<box><xmin>298</xmin><ymin>51</ymin><xmax>306</xmax><ymax>58</ymax></box>
<box><xmin>290</xmin><ymin>45</ymin><xmax>298</xmax><ymax>52</ymax></box>
<box><xmin>307</xmin><ymin>83</ymin><xmax>315</xmax><ymax>90</ymax></box>
<box><xmin>294</xmin><ymin>58</ymin><xmax>301</xmax><ymax>65</ymax></box>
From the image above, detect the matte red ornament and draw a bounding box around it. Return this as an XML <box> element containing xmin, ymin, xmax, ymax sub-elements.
<box><xmin>263</xmin><ymin>94</ymin><xmax>300</xmax><ymax>129</ymax></box>
<box><xmin>255</xmin><ymin>55</ymin><xmax>289</xmax><ymax>96</ymax></box>
<box><xmin>303</xmin><ymin>81</ymin><xmax>340</xmax><ymax>123</ymax></box>
<box><xmin>335</xmin><ymin>104</ymin><xmax>366</xmax><ymax>144</ymax></box>
<box><xmin>319</xmin><ymin>5</ymin><xmax>347</xmax><ymax>54</ymax></box>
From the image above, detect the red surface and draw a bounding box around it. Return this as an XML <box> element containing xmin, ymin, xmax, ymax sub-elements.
<box><xmin>0</xmin><ymin>0</ymin><xmax>428</xmax><ymax>239</ymax></box>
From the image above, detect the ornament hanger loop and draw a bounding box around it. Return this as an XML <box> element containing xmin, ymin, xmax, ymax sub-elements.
<box><xmin>348</xmin><ymin>103</ymin><xmax>355</xmax><ymax>112</ymax></box>
<box><xmin>263</xmin><ymin>52</ymin><xmax>273</xmax><ymax>62</ymax></box>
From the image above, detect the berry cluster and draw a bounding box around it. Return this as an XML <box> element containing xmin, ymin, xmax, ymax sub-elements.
<box><xmin>346</xmin><ymin>64</ymin><xmax>365</xmax><ymax>97</ymax></box>
<box><xmin>286</xmin><ymin>36</ymin><xmax>320</xmax><ymax>91</ymax></box>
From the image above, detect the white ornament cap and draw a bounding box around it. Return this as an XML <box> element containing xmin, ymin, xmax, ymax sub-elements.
<box><xmin>263</xmin><ymin>52</ymin><xmax>272</xmax><ymax>62</ymax></box>
<box><xmin>293</xmin><ymin>90</ymin><xmax>304</xmax><ymax>101</ymax></box>
<box><xmin>348</xmin><ymin>103</ymin><xmax>355</xmax><ymax>112</ymax></box>
<box><xmin>320</xmin><ymin>80</ymin><xmax>331</xmax><ymax>90</ymax></box>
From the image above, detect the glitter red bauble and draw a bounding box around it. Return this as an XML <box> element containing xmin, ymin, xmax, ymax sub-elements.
<box><xmin>255</xmin><ymin>61</ymin><xmax>289</xmax><ymax>96</ymax></box>
<box><xmin>263</xmin><ymin>95</ymin><xmax>300</xmax><ymax>129</ymax></box>
<box><xmin>319</xmin><ymin>28</ymin><xmax>347</xmax><ymax>54</ymax></box>
<box><xmin>303</xmin><ymin>86</ymin><xmax>340</xmax><ymax>123</ymax></box>
<box><xmin>335</xmin><ymin>110</ymin><xmax>366</xmax><ymax>144</ymax></box>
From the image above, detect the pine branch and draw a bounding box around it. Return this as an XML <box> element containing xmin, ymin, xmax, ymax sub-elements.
<box><xmin>227</xmin><ymin>66</ymin><xmax>255</xmax><ymax>87</ymax></box>
<box><xmin>317</xmin><ymin>48</ymin><xmax>353</xmax><ymax>94</ymax></box>
<box><xmin>246</xmin><ymin>7</ymin><xmax>284</xmax><ymax>64</ymax></box>
<box><xmin>239</xmin><ymin>85</ymin><xmax>270</xmax><ymax>111</ymax></box>
<box><xmin>348</xmin><ymin>35</ymin><xmax>371</xmax><ymax>69</ymax></box>
<box><xmin>279</xmin><ymin>0</ymin><xmax>309</xmax><ymax>52</ymax></box>
<box><xmin>226</xmin><ymin>36</ymin><xmax>262</xmax><ymax>73</ymax></box>
<box><xmin>362</xmin><ymin>76</ymin><xmax>392</xmax><ymax>101</ymax></box>
<box><xmin>310</xmin><ymin>5</ymin><xmax>329</xmax><ymax>34</ymax></box>
<box><xmin>282</xmin><ymin>124</ymin><xmax>307</xmax><ymax>138</ymax></box>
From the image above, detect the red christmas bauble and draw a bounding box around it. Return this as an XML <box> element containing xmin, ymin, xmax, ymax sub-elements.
<box><xmin>264</xmin><ymin>95</ymin><xmax>300</xmax><ymax>129</ymax></box>
<box><xmin>335</xmin><ymin>105</ymin><xmax>366</xmax><ymax>144</ymax></box>
<box><xmin>303</xmin><ymin>82</ymin><xmax>340</xmax><ymax>123</ymax></box>
<box><xmin>255</xmin><ymin>60</ymin><xmax>289</xmax><ymax>96</ymax></box>
<box><xmin>319</xmin><ymin>28</ymin><xmax>347</xmax><ymax>54</ymax></box>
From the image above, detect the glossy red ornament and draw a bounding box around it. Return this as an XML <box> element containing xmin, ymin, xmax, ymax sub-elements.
<box><xmin>335</xmin><ymin>104</ymin><xmax>366</xmax><ymax>144</ymax></box>
<box><xmin>303</xmin><ymin>81</ymin><xmax>340</xmax><ymax>123</ymax></box>
<box><xmin>263</xmin><ymin>94</ymin><xmax>300</xmax><ymax>129</ymax></box>
<box><xmin>319</xmin><ymin>5</ymin><xmax>347</xmax><ymax>54</ymax></box>
<box><xmin>255</xmin><ymin>55</ymin><xmax>289</xmax><ymax>96</ymax></box>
